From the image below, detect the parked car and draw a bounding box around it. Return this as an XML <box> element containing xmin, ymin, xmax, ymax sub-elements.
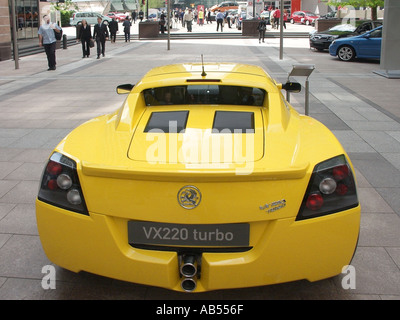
<box><xmin>290</xmin><ymin>11</ymin><xmax>319</xmax><ymax>25</ymax></box>
<box><xmin>107</xmin><ymin>12</ymin><xmax>129</xmax><ymax>22</ymax></box>
<box><xmin>210</xmin><ymin>1</ymin><xmax>239</xmax><ymax>13</ymax></box>
<box><xmin>310</xmin><ymin>21</ymin><xmax>383</xmax><ymax>51</ymax></box>
<box><xmin>329</xmin><ymin>25</ymin><xmax>382</xmax><ymax>61</ymax></box>
<box><xmin>318</xmin><ymin>11</ymin><xmax>337</xmax><ymax>19</ymax></box>
<box><xmin>70</xmin><ymin>12</ymin><xmax>112</xmax><ymax>26</ymax></box>
<box><xmin>36</xmin><ymin>62</ymin><xmax>360</xmax><ymax>293</ymax></box>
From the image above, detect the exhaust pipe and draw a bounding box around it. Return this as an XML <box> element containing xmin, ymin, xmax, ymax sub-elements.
<box><xmin>179</xmin><ymin>254</ymin><xmax>199</xmax><ymax>292</ymax></box>
<box><xmin>180</xmin><ymin>254</ymin><xmax>197</xmax><ymax>278</ymax></box>
<box><xmin>181</xmin><ymin>277</ymin><xmax>197</xmax><ymax>292</ymax></box>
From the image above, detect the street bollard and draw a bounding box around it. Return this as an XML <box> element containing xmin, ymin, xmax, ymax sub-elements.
<box><xmin>63</xmin><ymin>34</ymin><xmax>67</xmax><ymax>49</ymax></box>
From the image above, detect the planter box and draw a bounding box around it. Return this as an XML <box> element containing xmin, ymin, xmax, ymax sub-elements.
<box><xmin>139</xmin><ymin>21</ymin><xmax>159</xmax><ymax>39</ymax></box>
<box><xmin>242</xmin><ymin>19</ymin><xmax>259</xmax><ymax>36</ymax></box>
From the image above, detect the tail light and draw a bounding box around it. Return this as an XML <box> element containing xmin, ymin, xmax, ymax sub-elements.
<box><xmin>296</xmin><ymin>155</ymin><xmax>358</xmax><ymax>221</ymax></box>
<box><xmin>38</xmin><ymin>152</ymin><xmax>88</xmax><ymax>215</ymax></box>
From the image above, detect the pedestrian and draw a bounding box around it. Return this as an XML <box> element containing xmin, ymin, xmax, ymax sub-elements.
<box><xmin>273</xmin><ymin>8</ymin><xmax>280</xmax><ymax>29</ymax></box>
<box><xmin>37</xmin><ymin>14</ymin><xmax>62</xmax><ymax>71</ymax></box>
<box><xmin>226</xmin><ymin>11</ymin><xmax>231</xmax><ymax>28</ymax></box>
<box><xmin>184</xmin><ymin>9</ymin><xmax>193</xmax><ymax>32</ymax></box>
<box><xmin>180</xmin><ymin>9</ymin><xmax>185</xmax><ymax>27</ymax></box>
<box><xmin>198</xmin><ymin>8</ymin><xmax>204</xmax><ymax>26</ymax></box>
<box><xmin>138</xmin><ymin>10</ymin><xmax>144</xmax><ymax>22</ymax></box>
<box><xmin>283</xmin><ymin>9</ymin><xmax>288</xmax><ymax>29</ymax></box>
<box><xmin>108</xmin><ymin>17</ymin><xmax>118</xmax><ymax>43</ymax></box>
<box><xmin>93</xmin><ymin>16</ymin><xmax>109</xmax><ymax>59</ymax></box>
<box><xmin>78</xmin><ymin>19</ymin><xmax>92</xmax><ymax>58</ymax></box>
<box><xmin>207</xmin><ymin>9</ymin><xmax>212</xmax><ymax>24</ymax></box>
<box><xmin>257</xmin><ymin>16</ymin><xmax>267</xmax><ymax>43</ymax></box>
<box><xmin>122</xmin><ymin>16</ymin><xmax>131</xmax><ymax>41</ymax></box>
<box><xmin>216</xmin><ymin>10</ymin><xmax>224</xmax><ymax>32</ymax></box>
<box><xmin>132</xmin><ymin>10</ymin><xmax>137</xmax><ymax>24</ymax></box>
<box><xmin>160</xmin><ymin>11</ymin><xmax>166</xmax><ymax>34</ymax></box>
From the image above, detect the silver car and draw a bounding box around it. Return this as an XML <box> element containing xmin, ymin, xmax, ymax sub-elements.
<box><xmin>70</xmin><ymin>12</ymin><xmax>112</xmax><ymax>26</ymax></box>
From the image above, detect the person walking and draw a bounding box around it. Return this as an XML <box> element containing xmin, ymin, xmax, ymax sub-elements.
<box><xmin>225</xmin><ymin>11</ymin><xmax>231</xmax><ymax>28</ymax></box>
<box><xmin>37</xmin><ymin>14</ymin><xmax>62</xmax><ymax>71</ymax></box>
<box><xmin>122</xmin><ymin>16</ymin><xmax>131</xmax><ymax>41</ymax></box>
<box><xmin>108</xmin><ymin>17</ymin><xmax>118</xmax><ymax>43</ymax></box>
<box><xmin>138</xmin><ymin>10</ymin><xmax>144</xmax><ymax>22</ymax></box>
<box><xmin>184</xmin><ymin>9</ymin><xmax>194</xmax><ymax>32</ymax></box>
<box><xmin>198</xmin><ymin>8</ymin><xmax>204</xmax><ymax>26</ymax></box>
<box><xmin>160</xmin><ymin>11</ymin><xmax>166</xmax><ymax>34</ymax></box>
<box><xmin>216</xmin><ymin>10</ymin><xmax>224</xmax><ymax>32</ymax></box>
<box><xmin>78</xmin><ymin>19</ymin><xmax>92</xmax><ymax>57</ymax></box>
<box><xmin>283</xmin><ymin>9</ymin><xmax>288</xmax><ymax>29</ymax></box>
<box><xmin>257</xmin><ymin>16</ymin><xmax>267</xmax><ymax>43</ymax></box>
<box><xmin>132</xmin><ymin>10</ymin><xmax>137</xmax><ymax>24</ymax></box>
<box><xmin>93</xmin><ymin>16</ymin><xmax>109</xmax><ymax>59</ymax></box>
<box><xmin>273</xmin><ymin>8</ymin><xmax>281</xmax><ymax>29</ymax></box>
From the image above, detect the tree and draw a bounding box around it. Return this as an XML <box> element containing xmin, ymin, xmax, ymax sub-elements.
<box><xmin>327</xmin><ymin>0</ymin><xmax>384</xmax><ymax>21</ymax></box>
<box><xmin>51</xmin><ymin>1</ymin><xmax>79</xmax><ymax>27</ymax></box>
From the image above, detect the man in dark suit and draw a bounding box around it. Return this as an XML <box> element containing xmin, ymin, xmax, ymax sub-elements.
<box><xmin>93</xmin><ymin>17</ymin><xmax>109</xmax><ymax>59</ymax></box>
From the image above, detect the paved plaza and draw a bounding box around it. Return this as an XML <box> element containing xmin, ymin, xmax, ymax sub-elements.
<box><xmin>1</xmin><ymin>21</ymin><xmax>400</xmax><ymax>300</ymax></box>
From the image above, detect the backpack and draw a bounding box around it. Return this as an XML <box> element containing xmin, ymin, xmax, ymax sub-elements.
<box><xmin>54</xmin><ymin>28</ymin><xmax>63</xmax><ymax>40</ymax></box>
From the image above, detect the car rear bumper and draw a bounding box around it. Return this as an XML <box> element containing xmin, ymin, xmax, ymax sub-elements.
<box><xmin>36</xmin><ymin>199</ymin><xmax>360</xmax><ymax>292</ymax></box>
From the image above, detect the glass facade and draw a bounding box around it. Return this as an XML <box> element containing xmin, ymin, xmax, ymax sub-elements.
<box><xmin>11</xmin><ymin>0</ymin><xmax>39</xmax><ymax>40</ymax></box>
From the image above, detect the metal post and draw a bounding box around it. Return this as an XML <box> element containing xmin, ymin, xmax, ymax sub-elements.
<box><xmin>305</xmin><ymin>78</ymin><xmax>310</xmax><ymax>116</ymax></box>
<box><xmin>167</xmin><ymin>0</ymin><xmax>170</xmax><ymax>50</ymax></box>
<box><xmin>11</xmin><ymin>0</ymin><xmax>19</xmax><ymax>69</ymax></box>
<box><xmin>62</xmin><ymin>34</ymin><xmax>67</xmax><ymax>49</ymax></box>
<box><xmin>279</xmin><ymin>0</ymin><xmax>283</xmax><ymax>60</ymax></box>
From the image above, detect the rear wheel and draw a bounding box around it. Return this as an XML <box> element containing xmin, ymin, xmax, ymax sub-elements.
<box><xmin>337</xmin><ymin>45</ymin><xmax>355</xmax><ymax>61</ymax></box>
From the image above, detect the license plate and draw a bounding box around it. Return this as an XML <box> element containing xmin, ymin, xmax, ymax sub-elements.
<box><xmin>128</xmin><ymin>221</ymin><xmax>249</xmax><ymax>247</ymax></box>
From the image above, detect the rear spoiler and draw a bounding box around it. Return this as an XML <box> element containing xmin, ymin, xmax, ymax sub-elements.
<box><xmin>81</xmin><ymin>161</ymin><xmax>309</xmax><ymax>182</ymax></box>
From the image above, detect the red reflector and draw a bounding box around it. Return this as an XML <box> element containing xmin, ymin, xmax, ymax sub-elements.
<box><xmin>47</xmin><ymin>179</ymin><xmax>58</xmax><ymax>190</ymax></box>
<box><xmin>333</xmin><ymin>165</ymin><xmax>349</xmax><ymax>181</ymax></box>
<box><xmin>46</xmin><ymin>161</ymin><xmax>63</xmax><ymax>175</ymax></box>
<box><xmin>336</xmin><ymin>183</ymin><xmax>348</xmax><ymax>195</ymax></box>
<box><xmin>306</xmin><ymin>193</ymin><xmax>324</xmax><ymax>211</ymax></box>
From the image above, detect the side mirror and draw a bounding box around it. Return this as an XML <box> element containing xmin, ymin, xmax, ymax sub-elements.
<box><xmin>282</xmin><ymin>81</ymin><xmax>302</xmax><ymax>93</ymax></box>
<box><xmin>116</xmin><ymin>84</ymin><xmax>134</xmax><ymax>94</ymax></box>
<box><xmin>364</xmin><ymin>33</ymin><xmax>371</xmax><ymax>39</ymax></box>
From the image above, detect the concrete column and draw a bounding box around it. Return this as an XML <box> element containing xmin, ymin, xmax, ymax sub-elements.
<box><xmin>374</xmin><ymin>0</ymin><xmax>400</xmax><ymax>79</ymax></box>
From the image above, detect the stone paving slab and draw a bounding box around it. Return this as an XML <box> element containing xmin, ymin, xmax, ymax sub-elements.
<box><xmin>0</xmin><ymin>34</ymin><xmax>400</xmax><ymax>300</ymax></box>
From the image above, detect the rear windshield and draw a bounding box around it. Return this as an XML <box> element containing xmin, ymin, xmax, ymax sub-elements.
<box><xmin>143</xmin><ymin>85</ymin><xmax>266</xmax><ymax>106</ymax></box>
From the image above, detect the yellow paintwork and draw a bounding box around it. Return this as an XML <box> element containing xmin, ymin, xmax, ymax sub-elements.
<box><xmin>36</xmin><ymin>63</ymin><xmax>361</xmax><ymax>292</ymax></box>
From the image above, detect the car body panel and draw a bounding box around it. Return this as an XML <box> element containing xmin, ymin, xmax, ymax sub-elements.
<box><xmin>36</xmin><ymin>62</ymin><xmax>360</xmax><ymax>292</ymax></box>
<box><xmin>329</xmin><ymin>26</ymin><xmax>382</xmax><ymax>60</ymax></box>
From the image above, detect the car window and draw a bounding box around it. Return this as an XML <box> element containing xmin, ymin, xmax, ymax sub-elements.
<box><xmin>369</xmin><ymin>28</ymin><xmax>382</xmax><ymax>38</ymax></box>
<box><xmin>143</xmin><ymin>85</ymin><xmax>266</xmax><ymax>106</ymax></box>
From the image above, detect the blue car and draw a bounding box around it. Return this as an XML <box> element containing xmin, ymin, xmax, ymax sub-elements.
<box><xmin>329</xmin><ymin>25</ymin><xmax>382</xmax><ymax>61</ymax></box>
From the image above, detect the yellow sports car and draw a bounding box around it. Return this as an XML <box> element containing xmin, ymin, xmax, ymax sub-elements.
<box><xmin>36</xmin><ymin>63</ymin><xmax>360</xmax><ymax>292</ymax></box>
